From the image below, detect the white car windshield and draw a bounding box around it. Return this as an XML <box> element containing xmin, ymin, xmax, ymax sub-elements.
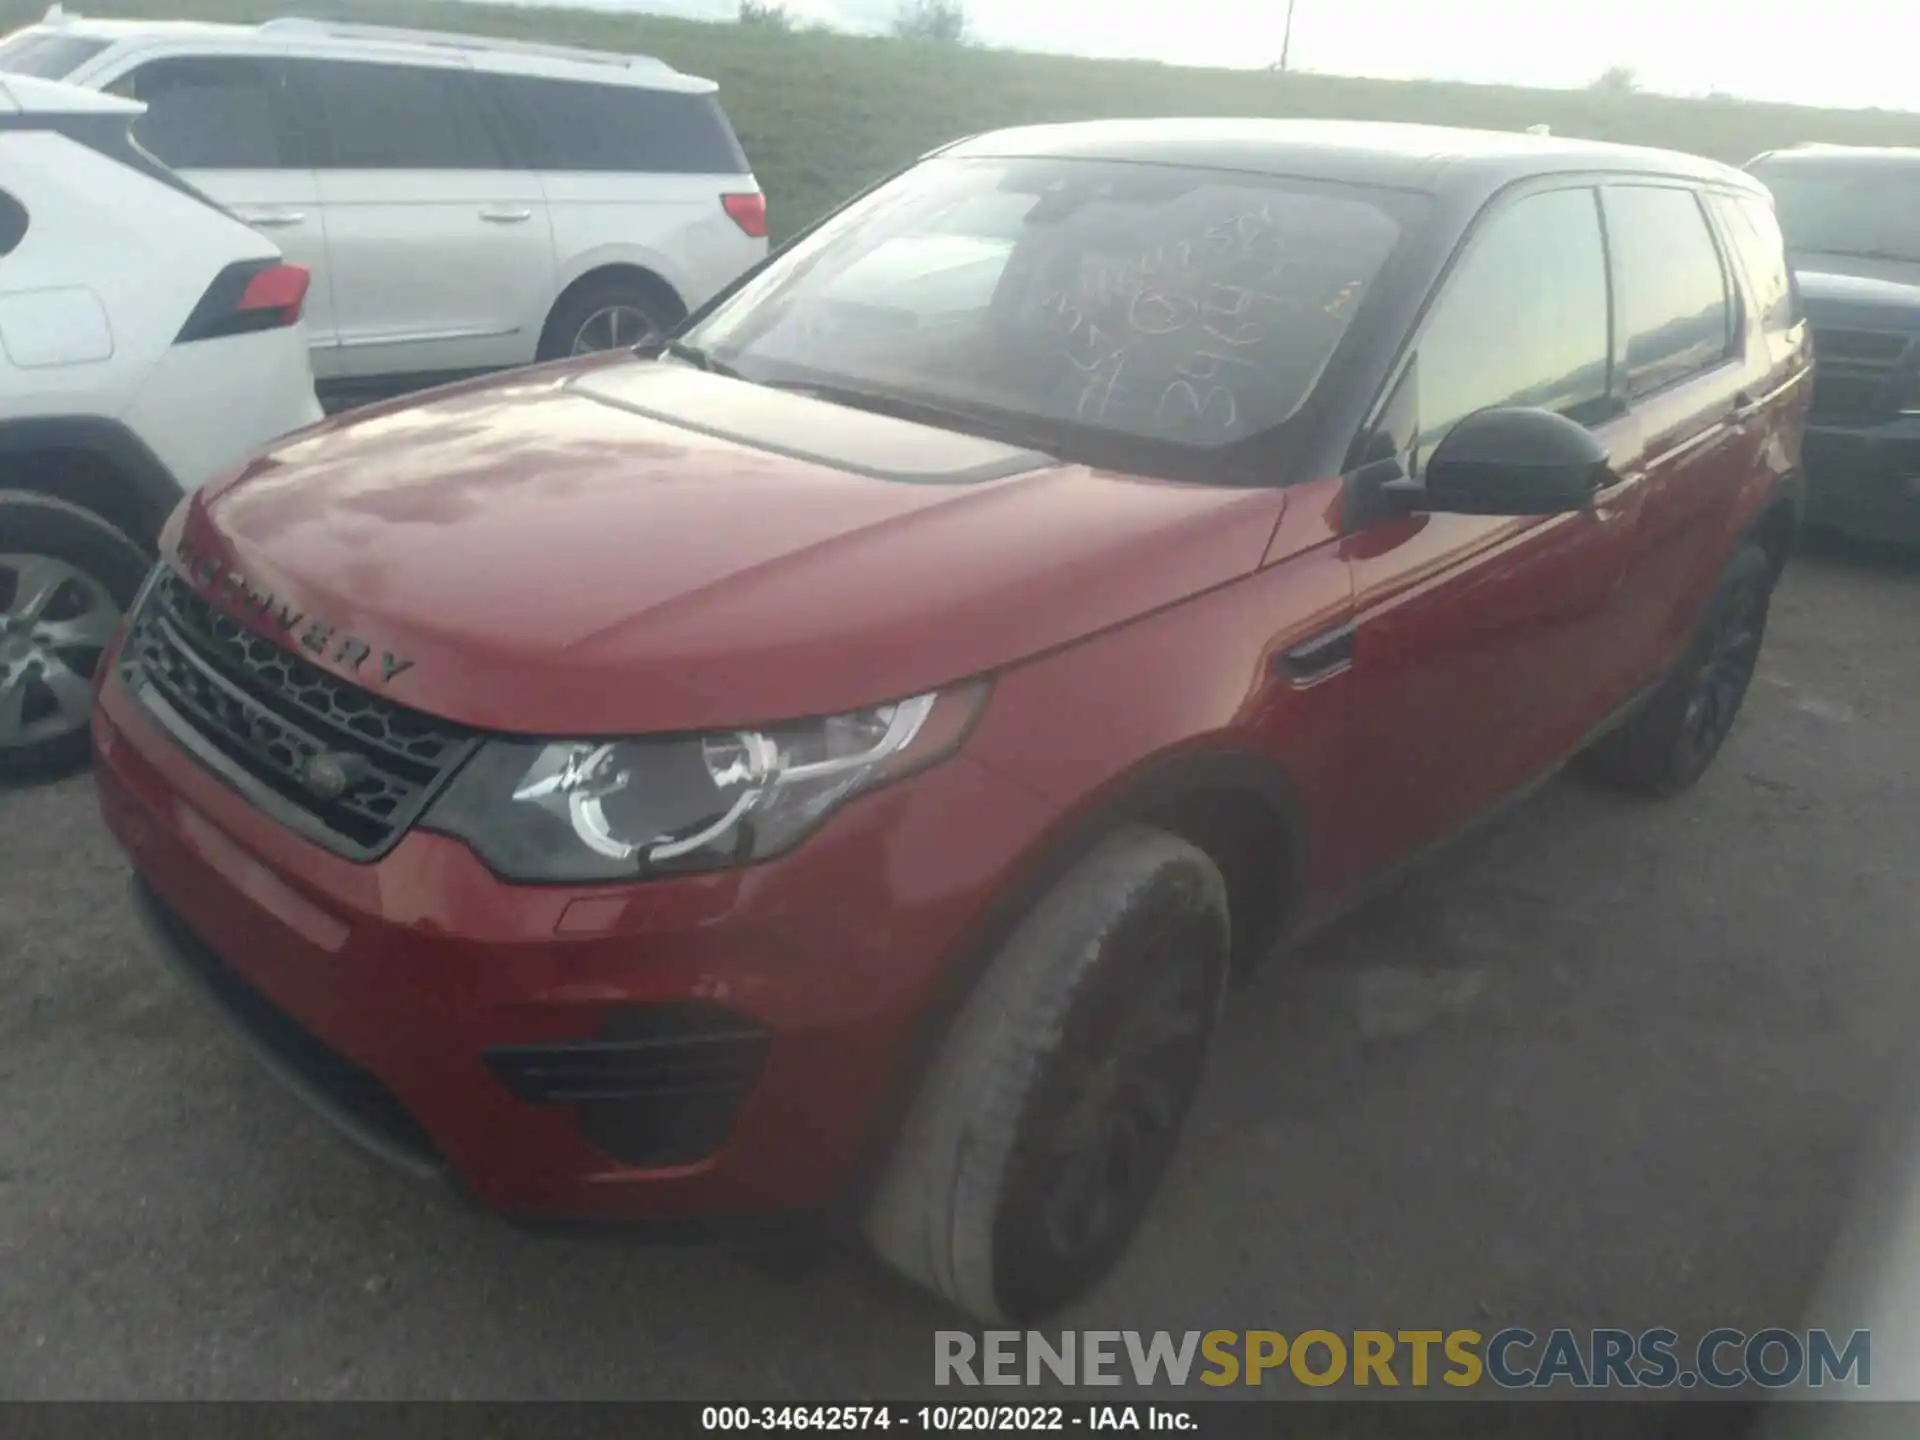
<box><xmin>682</xmin><ymin>155</ymin><xmax>1414</xmax><ymax>463</ymax></box>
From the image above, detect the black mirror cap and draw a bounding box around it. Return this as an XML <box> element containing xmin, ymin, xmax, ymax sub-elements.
<box><xmin>1423</xmin><ymin>407</ymin><xmax>1610</xmax><ymax>516</ymax></box>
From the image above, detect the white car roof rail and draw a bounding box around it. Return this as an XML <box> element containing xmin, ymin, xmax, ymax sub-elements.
<box><xmin>255</xmin><ymin>17</ymin><xmax>681</xmax><ymax>77</ymax></box>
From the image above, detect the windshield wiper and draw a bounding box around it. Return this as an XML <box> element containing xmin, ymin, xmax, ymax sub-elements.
<box><xmin>661</xmin><ymin>339</ymin><xmax>748</xmax><ymax>381</ymax></box>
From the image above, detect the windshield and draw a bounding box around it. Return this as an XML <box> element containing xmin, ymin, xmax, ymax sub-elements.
<box><xmin>0</xmin><ymin>31</ymin><xmax>109</xmax><ymax>79</ymax></box>
<box><xmin>682</xmin><ymin>156</ymin><xmax>1414</xmax><ymax>470</ymax></box>
<box><xmin>1750</xmin><ymin>164</ymin><xmax>1920</xmax><ymax>265</ymax></box>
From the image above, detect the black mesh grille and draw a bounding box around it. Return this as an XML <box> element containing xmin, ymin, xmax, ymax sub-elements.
<box><xmin>1810</xmin><ymin>326</ymin><xmax>1914</xmax><ymax>420</ymax></box>
<box><xmin>1812</xmin><ymin>370</ymin><xmax>1892</xmax><ymax>419</ymax></box>
<box><xmin>1814</xmin><ymin>328</ymin><xmax>1910</xmax><ymax>364</ymax></box>
<box><xmin>122</xmin><ymin>569</ymin><xmax>476</xmax><ymax>857</ymax></box>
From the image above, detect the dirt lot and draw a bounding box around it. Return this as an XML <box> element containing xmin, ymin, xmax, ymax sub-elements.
<box><xmin>0</xmin><ymin>540</ymin><xmax>1916</xmax><ymax>1401</ymax></box>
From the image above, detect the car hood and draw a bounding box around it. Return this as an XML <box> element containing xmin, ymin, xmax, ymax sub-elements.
<box><xmin>170</xmin><ymin>359</ymin><xmax>1287</xmax><ymax>735</ymax></box>
<box><xmin>1797</xmin><ymin>266</ymin><xmax>1920</xmax><ymax>331</ymax></box>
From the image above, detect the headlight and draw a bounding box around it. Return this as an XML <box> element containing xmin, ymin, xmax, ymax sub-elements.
<box><xmin>422</xmin><ymin>682</ymin><xmax>990</xmax><ymax>883</ymax></box>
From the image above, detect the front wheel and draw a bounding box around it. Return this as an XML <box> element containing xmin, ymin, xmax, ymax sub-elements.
<box><xmin>1577</xmin><ymin>541</ymin><xmax>1778</xmax><ymax>797</ymax></box>
<box><xmin>0</xmin><ymin>491</ymin><xmax>149</xmax><ymax>785</ymax></box>
<box><xmin>864</xmin><ymin>827</ymin><xmax>1231</xmax><ymax>1322</ymax></box>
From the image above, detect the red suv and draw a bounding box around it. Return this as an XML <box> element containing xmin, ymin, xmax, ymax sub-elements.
<box><xmin>92</xmin><ymin>120</ymin><xmax>1810</xmax><ymax>1323</ymax></box>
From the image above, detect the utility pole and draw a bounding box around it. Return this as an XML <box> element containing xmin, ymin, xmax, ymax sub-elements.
<box><xmin>1277</xmin><ymin>0</ymin><xmax>1298</xmax><ymax>72</ymax></box>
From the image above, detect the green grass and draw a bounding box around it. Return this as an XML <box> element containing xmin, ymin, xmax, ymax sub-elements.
<box><xmin>11</xmin><ymin>0</ymin><xmax>1920</xmax><ymax>239</ymax></box>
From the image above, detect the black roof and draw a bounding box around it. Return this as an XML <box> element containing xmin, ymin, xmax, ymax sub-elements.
<box><xmin>945</xmin><ymin>118</ymin><xmax>1765</xmax><ymax>200</ymax></box>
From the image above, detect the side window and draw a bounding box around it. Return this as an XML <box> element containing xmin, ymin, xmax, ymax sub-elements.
<box><xmin>1604</xmin><ymin>186</ymin><xmax>1736</xmax><ymax>397</ymax></box>
<box><xmin>1717</xmin><ymin>194</ymin><xmax>1802</xmax><ymax>334</ymax></box>
<box><xmin>492</xmin><ymin>76</ymin><xmax>749</xmax><ymax>175</ymax></box>
<box><xmin>111</xmin><ymin>57</ymin><xmax>291</xmax><ymax>170</ymax></box>
<box><xmin>1412</xmin><ymin>187</ymin><xmax>1612</xmax><ymax>471</ymax></box>
<box><xmin>1705</xmin><ymin>193</ymin><xmax>1796</xmax><ymax>337</ymax></box>
<box><xmin>0</xmin><ymin>191</ymin><xmax>26</xmax><ymax>258</ymax></box>
<box><xmin>297</xmin><ymin>61</ymin><xmax>505</xmax><ymax>170</ymax></box>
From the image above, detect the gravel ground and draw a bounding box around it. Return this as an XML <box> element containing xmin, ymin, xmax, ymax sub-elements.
<box><xmin>0</xmin><ymin>539</ymin><xmax>1916</xmax><ymax>1401</ymax></box>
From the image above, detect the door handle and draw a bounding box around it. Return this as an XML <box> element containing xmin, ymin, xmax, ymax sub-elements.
<box><xmin>480</xmin><ymin>207</ymin><xmax>534</xmax><ymax>224</ymax></box>
<box><xmin>1731</xmin><ymin>391</ymin><xmax>1764</xmax><ymax>423</ymax></box>
<box><xmin>1278</xmin><ymin>622</ymin><xmax>1357</xmax><ymax>684</ymax></box>
<box><xmin>242</xmin><ymin>210</ymin><xmax>307</xmax><ymax>228</ymax></box>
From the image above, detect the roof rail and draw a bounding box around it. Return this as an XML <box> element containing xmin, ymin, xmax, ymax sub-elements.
<box><xmin>256</xmin><ymin>17</ymin><xmax>679</xmax><ymax>76</ymax></box>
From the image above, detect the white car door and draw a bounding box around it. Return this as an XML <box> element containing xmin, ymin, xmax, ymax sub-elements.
<box><xmin>288</xmin><ymin>53</ymin><xmax>555</xmax><ymax>382</ymax></box>
<box><xmin>98</xmin><ymin>52</ymin><xmax>339</xmax><ymax>368</ymax></box>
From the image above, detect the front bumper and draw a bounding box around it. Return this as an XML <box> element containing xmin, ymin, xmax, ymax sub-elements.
<box><xmin>1803</xmin><ymin>416</ymin><xmax>1920</xmax><ymax>544</ymax></box>
<box><xmin>93</xmin><ymin>668</ymin><xmax>1052</xmax><ymax>1220</ymax></box>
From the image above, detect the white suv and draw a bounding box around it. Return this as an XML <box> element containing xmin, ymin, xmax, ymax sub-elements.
<box><xmin>0</xmin><ymin>9</ymin><xmax>770</xmax><ymax>407</ymax></box>
<box><xmin>1</xmin><ymin>72</ymin><xmax>323</xmax><ymax>783</ymax></box>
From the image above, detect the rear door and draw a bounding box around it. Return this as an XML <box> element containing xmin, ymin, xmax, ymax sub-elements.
<box><xmin>484</xmin><ymin>70</ymin><xmax>766</xmax><ymax>316</ymax></box>
<box><xmin>1600</xmin><ymin>184</ymin><xmax>1761</xmax><ymax>686</ymax></box>
<box><xmin>286</xmin><ymin>54</ymin><xmax>555</xmax><ymax>381</ymax></box>
<box><xmin>1336</xmin><ymin>183</ymin><xmax>1648</xmax><ymax>884</ymax></box>
<box><xmin>97</xmin><ymin>52</ymin><xmax>337</xmax><ymax>356</ymax></box>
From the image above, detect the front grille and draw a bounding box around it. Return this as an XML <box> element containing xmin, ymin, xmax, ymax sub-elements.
<box><xmin>1814</xmin><ymin>328</ymin><xmax>1911</xmax><ymax>364</ymax></box>
<box><xmin>486</xmin><ymin>1003</ymin><xmax>772</xmax><ymax>1168</ymax></box>
<box><xmin>1812</xmin><ymin>371</ymin><xmax>1893</xmax><ymax>419</ymax></box>
<box><xmin>1810</xmin><ymin>326</ymin><xmax>1916</xmax><ymax>420</ymax></box>
<box><xmin>121</xmin><ymin>568</ymin><xmax>476</xmax><ymax>857</ymax></box>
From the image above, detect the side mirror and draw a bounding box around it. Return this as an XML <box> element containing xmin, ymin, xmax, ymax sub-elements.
<box><xmin>1420</xmin><ymin>407</ymin><xmax>1610</xmax><ymax>516</ymax></box>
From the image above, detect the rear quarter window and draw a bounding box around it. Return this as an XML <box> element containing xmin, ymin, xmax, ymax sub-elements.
<box><xmin>492</xmin><ymin>76</ymin><xmax>749</xmax><ymax>175</ymax></box>
<box><xmin>1603</xmin><ymin>185</ymin><xmax>1736</xmax><ymax>397</ymax></box>
<box><xmin>1709</xmin><ymin>192</ymin><xmax>1800</xmax><ymax>335</ymax></box>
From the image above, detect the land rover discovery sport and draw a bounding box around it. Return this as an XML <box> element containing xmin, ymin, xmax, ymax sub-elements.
<box><xmin>93</xmin><ymin>120</ymin><xmax>1808</xmax><ymax>1322</ymax></box>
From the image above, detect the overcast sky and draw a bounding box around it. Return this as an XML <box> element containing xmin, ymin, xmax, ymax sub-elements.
<box><xmin>506</xmin><ymin>0</ymin><xmax>1920</xmax><ymax>111</ymax></box>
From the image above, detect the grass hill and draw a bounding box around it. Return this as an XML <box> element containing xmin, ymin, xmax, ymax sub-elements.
<box><xmin>8</xmin><ymin>0</ymin><xmax>1920</xmax><ymax>238</ymax></box>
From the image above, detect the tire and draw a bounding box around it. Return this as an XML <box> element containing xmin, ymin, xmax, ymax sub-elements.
<box><xmin>0</xmin><ymin>490</ymin><xmax>150</xmax><ymax>785</ymax></box>
<box><xmin>537</xmin><ymin>276</ymin><xmax>682</xmax><ymax>362</ymax></box>
<box><xmin>1576</xmin><ymin>541</ymin><xmax>1778</xmax><ymax>797</ymax></box>
<box><xmin>863</xmin><ymin>826</ymin><xmax>1231</xmax><ymax>1322</ymax></box>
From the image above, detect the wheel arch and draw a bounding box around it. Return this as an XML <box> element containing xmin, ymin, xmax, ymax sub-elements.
<box><xmin>846</xmin><ymin>744</ymin><xmax>1310</xmax><ymax>1209</ymax></box>
<box><xmin>0</xmin><ymin>417</ymin><xmax>182</xmax><ymax>554</ymax></box>
<box><xmin>1750</xmin><ymin>471</ymin><xmax>1805</xmax><ymax>573</ymax></box>
<box><xmin>539</xmin><ymin>258</ymin><xmax>690</xmax><ymax>355</ymax></box>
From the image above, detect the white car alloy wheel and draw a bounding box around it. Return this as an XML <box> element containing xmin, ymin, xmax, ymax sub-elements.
<box><xmin>571</xmin><ymin>304</ymin><xmax>663</xmax><ymax>356</ymax></box>
<box><xmin>0</xmin><ymin>551</ymin><xmax>121</xmax><ymax>752</ymax></box>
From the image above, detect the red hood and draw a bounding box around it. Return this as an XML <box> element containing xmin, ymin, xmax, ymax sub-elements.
<box><xmin>171</xmin><ymin>358</ymin><xmax>1287</xmax><ymax>735</ymax></box>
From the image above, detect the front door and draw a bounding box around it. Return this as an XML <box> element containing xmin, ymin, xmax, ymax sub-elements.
<box><xmin>1336</xmin><ymin>184</ymin><xmax>1649</xmax><ymax>887</ymax></box>
<box><xmin>288</xmin><ymin>56</ymin><xmax>555</xmax><ymax>382</ymax></box>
